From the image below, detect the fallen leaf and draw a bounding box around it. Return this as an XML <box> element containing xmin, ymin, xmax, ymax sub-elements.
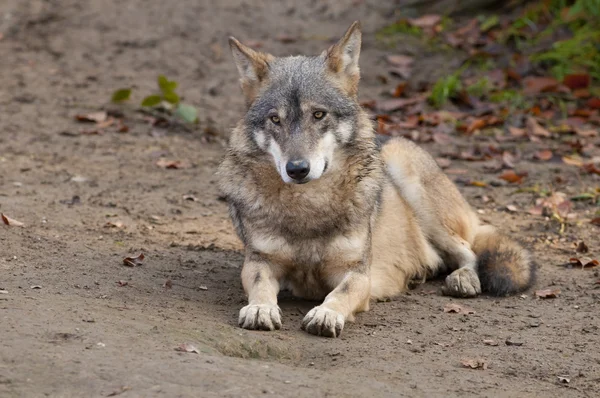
<box><xmin>156</xmin><ymin>159</ymin><xmax>192</xmax><ymax>169</ymax></box>
<box><xmin>199</xmin><ymin>285</ymin><xmax>208</xmax><ymax>291</ymax></box>
<box><xmin>435</xmin><ymin>157</ymin><xmax>452</xmax><ymax>169</ymax></box>
<box><xmin>408</xmin><ymin>14</ymin><xmax>441</xmax><ymax>29</ymax></box>
<box><xmin>483</xmin><ymin>339</ymin><xmax>498</xmax><ymax>346</ymax></box>
<box><xmin>526</xmin><ymin>117</ymin><xmax>551</xmax><ymax>137</ymax></box>
<box><xmin>75</xmin><ymin>111</ymin><xmax>108</xmax><ymax>123</ymax></box>
<box><xmin>534</xmin><ymin>150</ymin><xmax>553</xmax><ymax>161</ymax></box>
<box><xmin>59</xmin><ymin>195</ymin><xmax>81</xmax><ymax>206</ymax></box>
<box><xmin>563</xmin><ymin>73</ymin><xmax>590</xmax><ymax>90</ymax></box>
<box><xmin>444</xmin><ymin>303</ymin><xmax>475</xmax><ymax>314</ymax></box>
<box><xmin>1</xmin><ymin>213</ymin><xmax>24</xmax><ymax>227</ymax></box>
<box><xmin>163</xmin><ymin>279</ymin><xmax>173</xmax><ymax>289</ymax></box>
<box><xmin>591</xmin><ymin>217</ymin><xmax>600</xmax><ymax>226</ymax></box>
<box><xmin>175</xmin><ymin>343</ymin><xmax>199</xmax><ymax>354</ymax></box>
<box><xmin>95</xmin><ymin>117</ymin><xmax>115</xmax><ymax>129</ymax></box>
<box><xmin>466</xmin><ymin>118</ymin><xmax>487</xmax><ymax>134</ymax></box>
<box><xmin>376</xmin><ymin>96</ymin><xmax>425</xmax><ymax>112</ymax></box>
<box><xmin>587</xmin><ymin>97</ymin><xmax>600</xmax><ymax>110</ymax></box>
<box><xmin>522</xmin><ymin>76</ymin><xmax>559</xmax><ymax>95</ymax></box>
<box><xmin>182</xmin><ymin>194</ymin><xmax>198</xmax><ymax>201</ymax></box>
<box><xmin>535</xmin><ymin>288</ymin><xmax>560</xmax><ymax>299</ymax></box>
<box><xmin>557</xmin><ymin>376</ymin><xmax>570</xmax><ymax>384</ymax></box>
<box><xmin>30</xmin><ymin>285</ymin><xmax>42</xmax><ymax>289</ymax></box>
<box><xmin>576</xmin><ymin>241</ymin><xmax>589</xmax><ymax>253</ymax></box>
<box><xmin>385</xmin><ymin>54</ymin><xmax>414</xmax><ymax>67</ymax></box>
<box><xmin>123</xmin><ymin>253</ymin><xmax>144</xmax><ymax>267</ymax></box>
<box><xmin>276</xmin><ymin>34</ymin><xmax>297</xmax><ymax>44</ymax></box>
<box><xmin>469</xmin><ymin>180</ymin><xmax>487</xmax><ymax>188</ymax></box>
<box><xmin>506</xmin><ymin>204</ymin><xmax>518</xmax><ymax>212</ymax></box>
<box><xmin>393</xmin><ymin>82</ymin><xmax>407</xmax><ymax>98</ymax></box>
<box><xmin>432</xmin><ymin>132</ymin><xmax>453</xmax><ymax>145</ymax></box>
<box><xmin>499</xmin><ymin>170</ymin><xmax>526</xmax><ymax>184</ymax></box>
<box><xmin>562</xmin><ymin>155</ymin><xmax>584</xmax><ymax>167</ymax></box>
<box><xmin>116</xmin><ymin>280</ymin><xmax>129</xmax><ymax>287</ymax></box>
<box><xmin>461</xmin><ymin>358</ymin><xmax>488</xmax><ymax>370</ymax></box>
<box><xmin>505</xmin><ymin>337</ymin><xmax>523</xmax><ymax>346</ymax></box>
<box><xmin>575</xmin><ymin>128</ymin><xmax>598</xmax><ymax>138</ymax></box>
<box><xmin>583</xmin><ymin>163</ymin><xmax>600</xmax><ymax>175</ymax></box>
<box><xmin>568</xmin><ymin>257</ymin><xmax>599</xmax><ymax>269</ymax></box>
<box><xmin>502</xmin><ymin>151</ymin><xmax>517</xmax><ymax>168</ymax></box>
<box><xmin>508</xmin><ymin>126</ymin><xmax>526</xmax><ymax>138</ymax></box>
<box><xmin>105</xmin><ymin>221</ymin><xmax>125</xmax><ymax>229</ymax></box>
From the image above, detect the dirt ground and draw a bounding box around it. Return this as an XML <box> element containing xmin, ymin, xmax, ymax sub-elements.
<box><xmin>1</xmin><ymin>0</ymin><xmax>599</xmax><ymax>397</ymax></box>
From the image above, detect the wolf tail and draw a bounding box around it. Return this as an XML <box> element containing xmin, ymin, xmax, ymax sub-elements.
<box><xmin>472</xmin><ymin>225</ymin><xmax>536</xmax><ymax>296</ymax></box>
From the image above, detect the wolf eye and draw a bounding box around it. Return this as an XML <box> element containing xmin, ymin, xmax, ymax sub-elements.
<box><xmin>313</xmin><ymin>111</ymin><xmax>326</xmax><ymax>120</ymax></box>
<box><xmin>270</xmin><ymin>115</ymin><xmax>280</xmax><ymax>124</ymax></box>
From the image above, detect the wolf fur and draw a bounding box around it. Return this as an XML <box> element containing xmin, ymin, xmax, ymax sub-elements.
<box><xmin>217</xmin><ymin>21</ymin><xmax>535</xmax><ymax>337</ymax></box>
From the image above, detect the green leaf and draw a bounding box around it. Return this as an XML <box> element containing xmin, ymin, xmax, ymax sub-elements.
<box><xmin>141</xmin><ymin>95</ymin><xmax>162</xmax><ymax>107</ymax></box>
<box><xmin>163</xmin><ymin>91</ymin><xmax>180</xmax><ymax>105</ymax></box>
<box><xmin>480</xmin><ymin>15</ymin><xmax>499</xmax><ymax>32</ymax></box>
<box><xmin>158</xmin><ymin>75</ymin><xmax>178</xmax><ymax>96</ymax></box>
<box><xmin>111</xmin><ymin>88</ymin><xmax>132</xmax><ymax>103</ymax></box>
<box><xmin>176</xmin><ymin>103</ymin><xmax>198</xmax><ymax>123</ymax></box>
<box><xmin>571</xmin><ymin>193</ymin><xmax>596</xmax><ymax>201</ymax></box>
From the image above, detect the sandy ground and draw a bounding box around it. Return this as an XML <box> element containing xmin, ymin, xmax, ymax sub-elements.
<box><xmin>1</xmin><ymin>0</ymin><xmax>599</xmax><ymax>397</ymax></box>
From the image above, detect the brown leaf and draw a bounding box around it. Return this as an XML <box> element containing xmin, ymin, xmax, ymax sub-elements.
<box><xmin>563</xmin><ymin>73</ymin><xmax>590</xmax><ymax>90</ymax></box>
<box><xmin>156</xmin><ymin>159</ymin><xmax>192</xmax><ymax>169</ymax></box>
<box><xmin>575</xmin><ymin>128</ymin><xmax>598</xmax><ymax>138</ymax></box>
<box><xmin>591</xmin><ymin>217</ymin><xmax>600</xmax><ymax>226</ymax></box>
<box><xmin>95</xmin><ymin>117</ymin><xmax>115</xmax><ymax>129</ymax></box>
<box><xmin>461</xmin><ymin>358</ymin><xmax>488</xmax><ymax>370</ymax></box>
<box><xmin>435</xmin><ymin>157</ymin><xmax>452</xmax><ymax>169</ymax></box>
<box><xmin>1</xmin><ymin>213</ymin><xmax>24</xmax><ymax>227</ymax></box>
<box><xmin>444</xmin><ymin>303</ymin><xmax>475</xmax><ymax>314</ymax></box>
<box><xmin>376</xmin><ymin>96</ymin><xmax>425</xmax><ymax>112</ymax></box>
<box><xmin>498</xmin><ymin>170</ymin><xmax>526</xmax><ymax>184</ymax></box>
<box><xmin>163</xmin><ymin>279</ymin><xmax>173</xmax><ymax>289</ymax></box>
<box><xmin>174</xmin><ymin>343</ymin><xmax>199</xmax><ymax>354</ymax></box>
<box><xmin>522</xmin><ymin>76</ymin><xmax>559</xmax><ymax>95</ymax></box>
<box><xmin>105</xmin><ymin>221</ymin><xmax>125</xmax><ymax>229</ymax></box>
<box><xmin>432</xmin><ymin>132</ymin><xmax>453</xmax><ymax>145</ymax></box>
<box><xmin>502</xmin><ymin>151</ymin><xmax>517</xmax><ymax>168</ymax></box>
<box><xmin>385</xmin><ymin>54</ymin><xmax>414</xmax><ymax>67</ymax></box>
<box><xmin>573</xmin><ymin>88</ymin><xmax>591</xmax><ymax>98</ymax></box>
<box><xmin>569</xmin><ymin>257</ymin><xmax>599</xmax><ymax>269</ymax></box>
<box><xmin>587</xmin><ymin>97</ymin><xmax>600</xmax><ymax>110</ymax></box>
<box><xmin>483</xmin><ymin>339</ymin><xmax>498</xmax><ymax>346</ymax></box>
<box><xmin>526</xmin><ymin>117</ymin><xmax>551</xmax><ymax>137</ymax></box>
<box><xmin>535</xmin><ymin>288</ymin><xmax>560</xmax><ymax>299</ymax></box>
<box><xmin>75</xmin><ymin>111</ymin><xmax>108</xmax><ymax>123</ymax></box>
<box><xmin>276</xmin><ymin>34</ymin><xmax>297</xmax><ymax>44</ymax></box>
<box><xmin>576</xmin><ymin>241</ymin><xmax>589</xmax><ymax>253</ymax></box>
<box><xmin>561</xmin><ymin>156</ymin><xmax>584</xmax><ymax>167</ymax></box>
<box><xmin>466</xmin><ymin>118</ymin><xmax>487</xmax><ymax>134</ymax></box>
<box><xmin>534</xmin><ymin>150</ymin><xmax>553</xmax><ymax>161</ymax></box>
<box><xmin>407</xmin><ymin>14</ymin><xmax>441</xmax><ymax>29</ymax></box>
<box><xmin>123</xmin><ymin>253</ymin><xmax>144</xmax><ymax>267</ymax></box>
<box><xmin>508</xmin><ymin>126</ymin><xmax>526</xmax><ymax>138</ymax></box>
<box><xmin>583</xmin><ymin>163</ymin><xmax>600</xmax><ymax>175</ymax></box>
<box><xmin>393</xmin><ymin>82</ymin><xmax>407</xmax><ymax>98</ymax></box>
<box><xmin>470</xmin><ymin>181</ymin><xmax>488</xmax><ymax>188</ymax></box>
<box><xmin>506</xmin><ymin>204</ymin><xmax>518</xmax><ymax>212</ymax></box>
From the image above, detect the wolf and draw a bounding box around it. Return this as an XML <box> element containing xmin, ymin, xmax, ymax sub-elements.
<box><xmin>217</xmin><ymin>21</ymin><xmax>535</xmax><ymax>337</ymax></box>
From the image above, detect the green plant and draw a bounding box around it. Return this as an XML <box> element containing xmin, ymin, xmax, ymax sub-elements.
<box><xmin>111</xmin><ymin>75</ymin><xmax>198</xmax><ymax>124</ymax></box>
<box><xmin>429</xmin><ymin>73</ymin><xmax>462</xmax><ymax>108</ymax></box>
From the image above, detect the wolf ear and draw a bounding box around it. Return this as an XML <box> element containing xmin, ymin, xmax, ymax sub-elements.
<box><xmin>324</xmin><ymin>21</ymin><xmax>362</xmax><ymax>96</ymax></box>
<box><xmin>229</xmin><ymin>37</ymin><xmax>273</xmax><ymax>105</ymax></box>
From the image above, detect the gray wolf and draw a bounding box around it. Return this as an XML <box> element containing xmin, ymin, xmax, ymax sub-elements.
<box><xmin>217</xmin><ymin>21</ymin><xmax>535</xmax><ymax>337</ymax></box>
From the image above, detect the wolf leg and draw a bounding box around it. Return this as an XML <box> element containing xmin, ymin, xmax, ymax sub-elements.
<box><xmin>440</xmin><ymin>236</ymin><xmax>481</xmax><ymax>298</ymax></box>
<box><xmin>302</xmin><ymin>271</ymin><xmax>370</xmax><ymax>337</ymax></box>
<box><xmin>238</xmin><ymin>254</ymin><xmax>282</xmax><ymax>331</ymax></box>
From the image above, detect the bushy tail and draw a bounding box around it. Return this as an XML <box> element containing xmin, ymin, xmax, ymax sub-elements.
<box><xmin>473</xmin><ymin>225</ymin><xmax>536</xmax><ymax>296</ymax></box>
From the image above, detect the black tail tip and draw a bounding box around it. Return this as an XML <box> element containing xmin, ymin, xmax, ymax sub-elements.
<box><xmin>477</xmin><ymin>250</ymin><xmax>537</xmax><ymax>297</ymax></box>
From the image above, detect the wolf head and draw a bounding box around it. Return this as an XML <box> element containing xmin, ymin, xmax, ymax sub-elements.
<box><xmin>229</xmin><ymin>22</ymin><xmax>363</xmax><ymax>184</ymax></box>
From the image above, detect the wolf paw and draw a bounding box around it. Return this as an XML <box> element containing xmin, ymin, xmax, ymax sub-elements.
<box><xmin>443</xmin><ymin>267</ymin><xmax>481</xmax><ymax>298</ymax></box>
<box><xmin>301</xmin><ymin>306</ymin><xmax>345</xmax><ymax>338</ymax></box>
<box><xmin>239</xmin><ymin>304</ymin><xmax>282</xmax><ymax>331</ymax></box>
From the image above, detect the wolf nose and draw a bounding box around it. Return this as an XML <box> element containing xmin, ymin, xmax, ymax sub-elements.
<box><xmin>286</xmin><ymin>160</ymin><xmax>310</xmax><ymax>181</ymax></box>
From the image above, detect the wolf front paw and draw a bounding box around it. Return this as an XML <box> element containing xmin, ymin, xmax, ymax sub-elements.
<box><xmin>301</xmin><ymin>306</ymin><xmax>345</xmax><ymax>338</ymax></box>
<box><xmin>443</xmin><ymin>267</ymin><xmax>481</xmax><ymax>298</ymax></box>
<box><xmin>239</xmin><ymin>304</ymin><xmax>282</xmax><ymax>331</ymax></box>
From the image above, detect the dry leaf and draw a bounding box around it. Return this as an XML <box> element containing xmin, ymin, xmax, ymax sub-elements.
<box><xmin>393</xmin><ymin>82</ymin><xmax>407</xmax><ymax>98</ymax></box>
<box><xmin>591</xmin><ymin>217</ymin><xmax>600</xmax><ymax>226</ymax></box>
<box><xmin>562</xmin><ymin>155</ymin><xmax>584</xmax><ymax>167</ymax></box>
<box><xmin>498</xmin><ymin>170</ymin><xmax>526</xmax><ymax>184</ymax></box>
<box><xmin>75</xmin><ymin>111</ymin><xmax>108</xmax><ymax>123</ymax></box>
<box><xmin>163</xmin><ymin>279</ymin><xmax>173</xmax><ymax>289</ymax></box>
<box><xmin>407</xmin><ymin>14</ymin><xmax>442</xmax><ymax>29</ymax></box>
<box><xmin>587</xmin><ymin>97</ymin><xmax>600</xmax><ymax>110</ymax></box>
<box><xmin>508</xmin><ymin>126</ymin><xmax>526</xmax><ymax>137</ymax></box>
<box><xmin>522</xmin><ymin>76</ymin><xmax>559</xmax><ymax>95</ymax></box>
<box><xmin>563</xmin><ymin>73</ymin><xmax>590</xmax><ymax>90</ymax></box>
<box><xmin>156</xmin><ymin>159</ymin><xmax>192</xmax><ymax>169</ymax></box>
<box><xmin>502</xmin><ymin>151</ymin><xmax>517</xmax><ymax>168</ymax></box>
<box><xmin>435</xmin><ymin>157</ymin><xmax>452</xmax><ymax>169</ymax></box>
<box><xmin>1</xmin><ymin>213</ymin><xmax>24</xmax><ymax>227</ymax></box>
<box><xmin>466</xmin><ymin>118</ymin><xmax>486</xmax><ymax>134</ymax></box>
<box><xmin>576</xmin><ymin>241</ymin><xmax>589</xmax><ymax>253</ymax></box>
<box><xmin>376</xmin><ymin>96</ymin><xmax>425</xmax><ymax>112</ymax></box>
<box><xmin>526</xmin><ymin>117</ymin><xmax>551</xmax><ymax>137</ymax></box>
<box><xmin>557</xmin><ymin>376</ymin><xmax>570</xmax><ymax>384</ymax></box>
<box><xmin>534</xmin><ymin>150</ymin><xmax>553</xmax><ymax>161</ymax></box>
<box><xmin>123</xmin><ymin>253</ymin><xmax>144</xmax><ymax>267</ymax></box>
<box><xmin>506</xmin><ymin>204</ymin><xmax>518</xmax><ymax>212</ymax></box>
<box><xmin>583</xmin><ymin>163</ymin><xmax>600</xmax><ymax>175</ymax></box>
<box><xmin>116</xmin><ymin>280</ymin><xmax>129</xmax><ymax>287</ymax></box>
<box><xmin>535</xmin><ymin>288</ymin><xmax>560</xmax><ymax>299</ymax></box>
<box><xmin>568</xmin><ymin>257</ymin><xmax>599</xmax><ymax>269</ymax></box>
<box><xmin>105</xmin><ymin>221</ymin><xmax>125</xmax><ymax>229</ymax></box>
<box><xmin>470</xmin><ymin>181</ymin><xmax>487</xmax><ymax>188</ymax></box>
<box><xmin>444</xmin><ymin>303</ymin><xmax>475</xmax><ymax>314</ymax></box>
<box><xmin>175</xmin><ymin>343</ymin><xmax>199</xmax><ymax>354</ymax></box>
<box><xmin>461</xmin><ymin>358</ymin><xmax>488</xmax><ymax>370</ymax></box>
<box><xmin>483</xmin><ymin>339</ymin><xmax>498</xmax><ymax>346</ymax></box>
